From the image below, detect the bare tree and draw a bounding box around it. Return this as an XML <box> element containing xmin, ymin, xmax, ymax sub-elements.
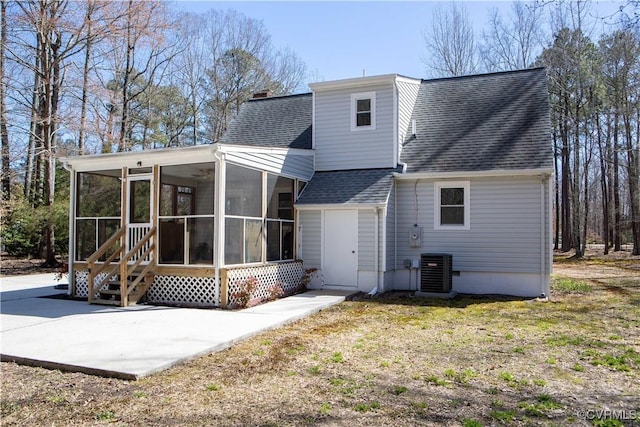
<box><xmin>171</xmin><ymin>12</ymin><xmax>207</xmax><ymax>145</ymax></box>
<box><xmin>422</xmin><ymin>2</ymin><xmax>478</xmax><ymax>77</ymax></box>
<box><xmin>480</xmin><ymin>2</ymin><xmax>544</xmax><ymax>72</ymax></box>
<box><xmin>9</xmin><ymin>0</ymin><xmax>89</xmax><ymax>265</ymax></box>
<box><xmin>202</xmin><ymin>9</ymin><xmax>306</xmax><ymax>142</ymax></box>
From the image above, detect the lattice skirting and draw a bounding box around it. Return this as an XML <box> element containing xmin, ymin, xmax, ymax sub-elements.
<box><xmin>74</xmin><ymin>271</ymin><xmax>218</xmax><ymax>307</ymax></box>
<box><xmin>146</xmin><ymin>275</ymin><xmax>217</xmax><ymax>308</ymax></box>
<box><xmin>226</xmin><ymin>261</ymin><xmax>304</xmax><ymax>307</ymax></box>
<box><xmin>75</xmin><ymin>262</ymin><xmax>302</xmax><ymax>308</ymax></box>
<box><xmin>74</xmin><ymin>271</ymin><xmax>115</xmax><ymax>298</ymax></box>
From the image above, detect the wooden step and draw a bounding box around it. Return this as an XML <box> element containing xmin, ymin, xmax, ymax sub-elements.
<box><xmin>91</xmin><ymin>269</ymin><xmax>155</xmax><ymax>307</ymax></box>
<box><xmin>90</xmin><ymin>298</ymin><xmax>121</xmax><ymax>306</ymax></box>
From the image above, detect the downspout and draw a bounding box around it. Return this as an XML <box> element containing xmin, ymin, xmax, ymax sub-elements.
<box><xmin>398</xmin><ymin>161</ymin><xmax>408</xmax><ymax>173</ymax></box>
<box><xmin>547</xmin><ymin>174</ymin><xmax>553</xmax><ymax>295</ymax></box>
<box><xmin>371</xmin><ymin>206</ymin><xmax>380</xmax><ymax>296</ymax></box>
<box><xmin>394</xmin><ymin>181</ymin><xmax>398</xmax><ymax>291</ymax></box>
<box><xmin>540</xmin><ymin>174</ymin><xmax>546</xmax><ymax>298</ymax></box>
<box><xmin>62</xmin><ymin>159</ymin><xmax>74</xmax><ymax>296</ymax></box>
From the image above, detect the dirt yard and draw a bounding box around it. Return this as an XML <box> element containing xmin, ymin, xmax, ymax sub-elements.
<box><xmin>1</xmin><ymin>253</ymin><xmax>639</xmax><ymax>426</ymax></box>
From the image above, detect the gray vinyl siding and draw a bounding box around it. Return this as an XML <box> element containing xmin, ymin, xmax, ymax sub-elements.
<box><xmin>358</xmin><ymin>210</ymin><xmax>375</xmax><ymax>270</ymax></box>
<box><xmin>396</xmin><ymin>80</ymin><xmax>420</xmax><ymax>152</ymax></box>
<box><xmin>225</xmin><ymin>151</ymin><xmax>314</xmax><ymax>181</ymax></box>
<box><xmin>386</xmin><ymin>185</ymin><xmax>396</xmax><ymax>270</ymax></box>
<box><xmin>314</xmin><ymin>84</ymin><xmax>395</xmax><ymax>171</ymax></box>
<box><xmin>300</xmin><ymin>210</ymin><xmax>321</xmax><ymax>268</ymax></box>
<box><xmin>395</xmin><ymin>176</ymin><xmax>545</xmax><ymax>274</ymax></box>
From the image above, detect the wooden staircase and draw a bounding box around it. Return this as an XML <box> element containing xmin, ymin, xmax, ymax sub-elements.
<box><xmin>93</xmin><ymin>271</ymin><xmax>155</xmax><ymax>306</ymax></box>
<box><xmin>86</xmin><ymin>226</ymin><xmax>156</xmax><ymax>307</ymax></box>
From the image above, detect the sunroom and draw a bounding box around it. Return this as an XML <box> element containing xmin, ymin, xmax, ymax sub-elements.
<box><xmin>61</xmin><ymin>144</ymin><xmax>314</xmax><ymax>308</ymax></box>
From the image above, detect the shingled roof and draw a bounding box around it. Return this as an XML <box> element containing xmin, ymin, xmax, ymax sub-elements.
<box><xmin>400</xmin><ymin>68</ymin><xmax>553</xmax><ymax>173</ymax></box>
<box><xmin>296</xmin><ymin>168</ymin><xmax>399</xmax><ymax>205</ymax></box>
<box><xmin>220</xmin><ymin>93</ymin><xmax>312</xmax><ymax>149</ymax></box>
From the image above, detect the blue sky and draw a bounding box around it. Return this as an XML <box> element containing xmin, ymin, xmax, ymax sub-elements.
<box><xmin>173</xmin><ymin>1</ymin><xmax>625</xmax><ymax>85</ymax></box>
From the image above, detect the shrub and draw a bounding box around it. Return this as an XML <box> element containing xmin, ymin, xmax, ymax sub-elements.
<box><xmin>1</xmin><ymin>196</ymin><xmax>69</xmax><ymax>257</ymax></box>
<box><xmin>265</xmin><ymin>282</ymin><xmax>285</xmax><ymax>301</ymax></box>
<box><xmin>231</xmin><ymin>276</ymin><xmax>258</xmax><ymax>308</ymax></box>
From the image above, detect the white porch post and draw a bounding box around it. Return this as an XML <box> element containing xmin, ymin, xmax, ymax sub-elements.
<box><xmin>67</xmin><ymin>168</ymin><xmax>76</xmax><ymax>296</ymax></box>
<box><xmin>213</xmin><ymin>151</ymin><xmax>226</xmax><ymax>306</ymax></box>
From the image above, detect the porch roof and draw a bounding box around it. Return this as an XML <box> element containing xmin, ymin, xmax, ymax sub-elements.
<box><xmin>59</xmin><ymin>144</ymin><xmax>217</xmax><ymax>172</ymax></box>
<box><xmin>296</xmin><ymin>168</ymin><xmax>399</xmax><ymax>207</ymax></box>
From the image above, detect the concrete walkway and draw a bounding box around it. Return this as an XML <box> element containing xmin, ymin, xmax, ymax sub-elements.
<box><xmin>0</xmin><ymin>273</ymin><xmax>353</xmax><ymax>379</ymax></box>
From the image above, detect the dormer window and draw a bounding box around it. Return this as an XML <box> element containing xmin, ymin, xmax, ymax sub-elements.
<box><xmin>351</xmin><ymin>92</ymin><xmax>376</xmax><ymax>131</ymax></box>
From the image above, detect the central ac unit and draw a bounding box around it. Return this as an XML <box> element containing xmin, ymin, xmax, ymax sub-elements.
<box><xmin>420</xmin><ymin>253</ymin><xmax>452</xmax><ymax>293</ymax></box>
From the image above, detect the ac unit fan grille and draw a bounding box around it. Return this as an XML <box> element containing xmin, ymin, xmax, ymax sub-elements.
<box><xmin>420</xmin><ymin>253</ymin><xmax>452</xmax><ymax>293</ymax></box>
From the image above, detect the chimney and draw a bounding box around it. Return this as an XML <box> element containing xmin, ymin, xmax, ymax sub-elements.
<box><xmin>252</xmin><ymin>90</ymin><xmax>272</xmax><ymax>99</ymax></box>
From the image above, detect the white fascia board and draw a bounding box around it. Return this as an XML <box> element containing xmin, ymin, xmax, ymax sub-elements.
<box><xmin>295</xmin><ymin>202</ymin><xmax>386</xmax><ymax>210</ymax></box>
<box><xmin>395</xmin><ymin>75</ymin><xmax>422</xmax><ymax>85</ymax></box>
<box><xmin>59</xmin><ymin>144</ymin><xmax>314</xmax><ymax>173</ymax></box>
<box><xmin>217</xmin><ymin>144</ymin><xmax>314</xmax><ymax>156</ymax></box>
<box><xmin>393</xmin><ymin>168</ymin><xmax>553</xmax><ymax>180</ymax></box>
<box><xmin>310</xmin><ymin>74</ymin><xmax>397</xmax><ymax>92</ymax></box>
<box><xmin>60</xmin><ymin>145</ymin><xmax>218</xmax><ymax>172</ymax></box>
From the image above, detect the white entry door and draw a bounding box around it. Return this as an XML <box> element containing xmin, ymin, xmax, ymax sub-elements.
<box><xmin>126</xmin><ymin>174</ymin><xmax>153</xmax><ymax>263</ymax></box>
<box><xmin>323</xmin><ymin>209</ymin><xmax>358</xmax><ymax>287</ymax></box>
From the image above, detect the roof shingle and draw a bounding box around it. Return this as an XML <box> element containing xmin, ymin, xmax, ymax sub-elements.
<box><xmin>220</xmin><ymin>93</ymin><xmax>312</xmax><ymax>149</ymax></box>
<box><xmin>400</xmin><ymin>68</ymin><xmax>553</xmax><ymax>173</ymax></box>
<box><xmin>296</xmin><ymin>168</ymin><xmax>399</xmax><ymax>205</ymax></box>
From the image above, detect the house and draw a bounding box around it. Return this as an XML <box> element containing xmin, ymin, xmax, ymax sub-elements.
<box><xmin>61</xmin><ymin>67</ymin><xmax>553</xmax><ymax>307</ymax></box>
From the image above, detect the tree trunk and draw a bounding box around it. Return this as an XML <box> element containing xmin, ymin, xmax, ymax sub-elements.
<box><xmin>78</xmin><ymin>5</ymin><xmax>93</xmax><ymax>155</ymax></box>
<box><xmin>560</xmin><ymin>92</ymin><xmax>572</xmax><ymax>252</ymax></box>
<box><xmin>553</xmin><ymin>128</ymin><xmax>560</xmax><ymax>250</ymax></box>
<box><xmin>624</xmin><ymin>111</ymin><xmax>640</xmax><ymax>255</ymax></box>
<box><xmin>596</xmin><ymin>111</ymin><xmax>609</xmax><ymax>254</ymax></box>
<box><xmin>119</xmin><ymin>0</ymin><xmax>134</xmax><ymax>152</ymax></box>
<box><xmin>613</xmin><ymin>113</ymin><xmax>621</xmax><ymax>251</ymax></box>
<box><xmin>24</xmin><ymin>39</ymin><xmax>41</xmax><ymax>201</ymax></box>
<box><xmin>0</xmin><ymin>0</ymin><xmax>9</xmax><ymax>200</ymax></box>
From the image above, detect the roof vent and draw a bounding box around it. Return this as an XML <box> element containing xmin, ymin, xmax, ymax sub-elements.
<box><xmin>411</xmin><ymin>119</ymin><xmax>416</xmax><ymax>137</ymax></box>
<box><xmin>252</xmin><ymin>90</ymin><xmax>272</xmax><ymax>99</ymax></box>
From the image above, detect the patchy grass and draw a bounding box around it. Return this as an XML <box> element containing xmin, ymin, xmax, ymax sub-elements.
<box><xmin>552</xmin><ymin>276</ymin><xmax>593</xmax><ymax>293</ymax></box>
<box><xmin>1</xmin><ymin>258</ymin><xmax>639</xmax><ymax>426</ymax></box>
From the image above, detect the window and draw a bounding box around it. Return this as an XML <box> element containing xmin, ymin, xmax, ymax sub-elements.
<box><xmin>434</xmin><ymin>181</ymin><xmax>470</xmax><ymax>230</ymax></box>
<box><xmin>351</xmin><ymin>92</ymin><xmax>376</xmax><ymax>131</ymax></box>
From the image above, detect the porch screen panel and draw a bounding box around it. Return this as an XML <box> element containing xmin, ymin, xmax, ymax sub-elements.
<box><xmin>225</xmin><ymin>217</ymin><xmax>243</xmax><ymax>265</ymax></box>
<box><xmin>225</xmin><ymin>164</ymin><xmax>263</xmax><ymax>265</ymax></box>
<box><xmin>159</xmin><ymin>163</ymin><xmax>215</xmax><ymax>265</ymax></box>
<box><xmin>75</xmin><ymin>171</ymin><xmax>121</xmax><ymax>261</ymax></box>
<box><xmin>189</xmin><ymin>217</ymin><xmax>214</xmax><ymax>264</ymax></box>
<box><xmin>76</xmin><ymin>219</ymin><xmax>96</xmax><ymax>261</ymax></box>
<box><xmin>266</xmin><ymin>175</ymin><xmax>295</xmax><ymax>262</ymax></box>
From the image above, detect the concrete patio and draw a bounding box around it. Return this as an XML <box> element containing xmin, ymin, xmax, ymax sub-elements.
<box><xmin>0</xmin><ymin>273</ymin><xmax>353</xmax><ymax>379</ymax></box>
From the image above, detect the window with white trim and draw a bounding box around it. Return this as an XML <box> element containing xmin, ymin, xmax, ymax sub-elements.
<box><xmin>351</xmin><ymin>92</ymin><xmax>376</xmax><ymax>131</ymax></box>
<box><xmin>434</xmin><ymin>181</ymin><xmax>470</xmax><ymax>230</ymax></box>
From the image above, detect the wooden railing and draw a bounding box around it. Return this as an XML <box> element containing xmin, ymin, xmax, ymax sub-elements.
<box><xmin>87</xmin><ymin>226</ymin><xmax>156</xmax><ymax>306</ymax></box>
